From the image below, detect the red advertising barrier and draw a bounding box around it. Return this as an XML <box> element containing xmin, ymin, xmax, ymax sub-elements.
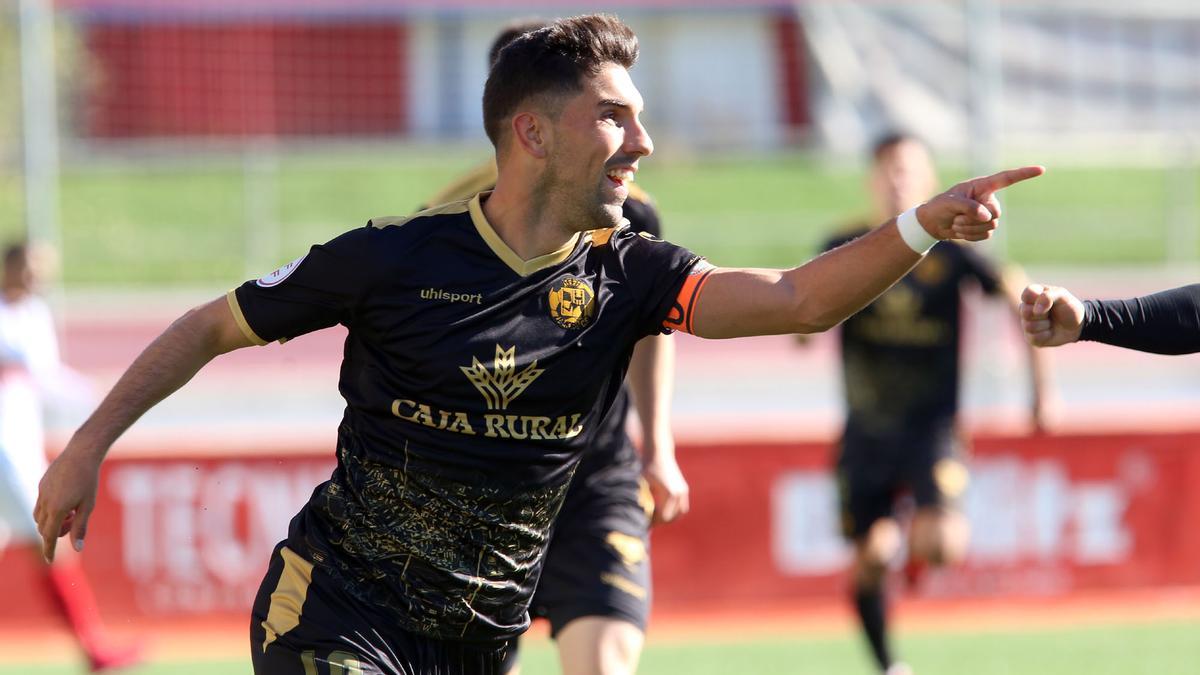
<box><xmin>651</xmin><ymin>432</ymin><xmax>1200</xmax><ymax>610</ymax></box>
<box><xmin>3</xmin><ymin>431</ymin><xmax>1200</xmax><ymax>625</ymax></box>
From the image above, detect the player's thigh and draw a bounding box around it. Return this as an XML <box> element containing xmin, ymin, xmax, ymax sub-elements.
<box><xmin>904</xmin><ymin>425</ymin><xmax>968</xmax><ymax>511</ymax></box>
<box><xmin>535</xmin><ymin>483</ymin><xmax>651</xmax><ymax>637</ymax></box>
<box><xmin>555</xmin><ymin>616</ymin><xmax>644</xmax><ymax>675</ymax></box>
<box><xmin>905</xmin><ymin>429</ymin><xmax>969</xmax><ymax>564</ymax></box>
<box><xmin>250</xmin><ymin>543</ymin><xmax>506</xmax><ymax>675</ymax></box>
<box><xmin>835</xmin><ymin>440</ymin><xmax>897</xmax><ymax>546</ymax></box>
<box><xmin>499</xmin><ymin>637</ymin><xmax>521</xmax><ymax>675</ymax></box>
<box><xmin>250</xmin><ymin>544</ymin><xmax>377</xmax><ymax>674</ymax></box>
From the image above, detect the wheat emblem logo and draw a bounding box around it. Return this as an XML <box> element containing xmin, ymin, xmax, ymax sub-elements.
<box><xmin>461</xmin><ymin>345</ymin><xmax>545</xmax><ymax>410</ymax></box>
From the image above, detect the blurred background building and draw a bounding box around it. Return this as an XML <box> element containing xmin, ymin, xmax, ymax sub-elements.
<box><xmin>4</xmin><ymin>0</ymin><xmax>1200</xmax><ymax>279</ymax></box>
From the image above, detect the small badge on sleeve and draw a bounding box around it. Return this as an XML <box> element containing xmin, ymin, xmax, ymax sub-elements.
<box><xmin>256</xmin><ymin>254</ymin><xmax>308</xmax><ymax>288</ymax></box>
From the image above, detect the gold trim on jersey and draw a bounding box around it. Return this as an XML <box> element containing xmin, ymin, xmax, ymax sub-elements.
<box><xmin>468</xmin><ymin>192</ymin><xmax>580</xmax><ymax>277</ymax></box>
<box><xmin>371</xmin><ymin>200</ymin><xmax>471</xmax><ymax>231</ymax></box>
<box><xmin>260</xmin><ymin>546</ymin><xmax>315</xmax><ymax>652</ymax></box>
<box><xmin>585</xmin><ymin>226</ymin><xmax>620</xmax><ymax>247</ymax></box>
<box><xmin>226</xmin><ymin>290</ymin><xmax>268</xmax><ymax>346</ymax></box>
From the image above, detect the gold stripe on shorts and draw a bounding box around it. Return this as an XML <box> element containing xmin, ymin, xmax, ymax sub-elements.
<box><xmin>261</xmin><ymin>546</ymin><xmax>315</xmax><ymax>652</ymax></box>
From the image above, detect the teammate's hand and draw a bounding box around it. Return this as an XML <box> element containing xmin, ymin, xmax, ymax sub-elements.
<box><xmin>641</xmin><ymin>445</ymin><xmax>689</xmax><ymax>527</ymax></box>
<box><xmin>1020</xmin><ymin>283</ymin><xmax>1085</xmax><ymax>347</ymax></box>
<box><xmin>915</xmin><ymin>166</ymin><xmax>1045</xmax><ymax>242</ymax></box>
<box><xmin>34</xmin><ymin>444</ymin><xmax>103</xmax><ymax>562</ymax></box>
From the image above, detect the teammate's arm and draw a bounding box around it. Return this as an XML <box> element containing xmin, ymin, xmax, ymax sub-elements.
<box><xmin>34</xmin><ymin>297</ymin><xmax>255</xmax><ymax>562</ymax></box>
<box><xmin>1021</xmin><ymin>282</ymin><xmax>1200</xmax><ymax>354</ymax></box>
<box><xmin>627</xmin><ymin>333</ymin><xmax>687</xmax><ymax>526</ymax></box>
<box><xmin>681</xmin><ymin>167</ymin><xmax>1044</xmax><ymax>338</ymax></box>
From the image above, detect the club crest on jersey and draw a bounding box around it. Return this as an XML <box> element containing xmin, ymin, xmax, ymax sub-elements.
<box><xmin>256</xmin><ymin>253</ymin><xmax>307</xmax><ymax>288</ymax></box>
<box><xmin>548</xmin><ymin>276</ymin><xmax>595</xmax><ymax>329</ymax></box>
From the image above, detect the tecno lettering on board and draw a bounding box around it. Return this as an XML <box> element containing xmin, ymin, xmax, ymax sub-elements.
<box><xmin>107</xmin><ymin>460</ymin><xmax>333</xmax><ymax>613</ymax></box>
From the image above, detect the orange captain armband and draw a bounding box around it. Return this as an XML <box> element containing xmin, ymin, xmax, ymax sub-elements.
<box><xmin>663</xmin><ymin>262</ymin><xmax>716</xmax><ymax>334</ymax></box>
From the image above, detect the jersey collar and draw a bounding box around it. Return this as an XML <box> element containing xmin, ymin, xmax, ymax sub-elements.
<box><xmin>469</xmin><ymin>192</ymin><xmax>581</xmax><ymax>277</ymax></box>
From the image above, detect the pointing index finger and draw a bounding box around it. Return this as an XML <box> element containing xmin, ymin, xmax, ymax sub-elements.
<box><xmin>974</xmin><ymin>165</ymin><xmax>1046</xmax><ymax>195</ymax></box>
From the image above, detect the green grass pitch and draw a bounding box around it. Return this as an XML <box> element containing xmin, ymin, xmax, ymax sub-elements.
<box><xmin>0</xmin><ymin>147</ymin><xmax>1190</xmax><ymax>286</ymax></box>
<box><xmin>2</xmin><ymin>618</ymin><xmax>1195</xmax><ymax>674</ymax></box>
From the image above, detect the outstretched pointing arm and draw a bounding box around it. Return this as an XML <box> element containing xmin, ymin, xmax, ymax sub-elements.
<box><xmin>685</xmin><ymin>166</ymin><xmax>1045</xmax><ymax>338</ymax></box>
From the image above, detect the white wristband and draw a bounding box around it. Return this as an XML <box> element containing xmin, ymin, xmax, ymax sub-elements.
<box><xmin>896</xmin><ymin>207</ymin><xmax>938</xmax><ymax>254</ymax></box>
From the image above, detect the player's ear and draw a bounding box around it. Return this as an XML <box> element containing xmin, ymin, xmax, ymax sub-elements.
<box><xmin>511</xmin><ymin>111</ymin><xmax>549</xmax><ymax>160</ymax></box>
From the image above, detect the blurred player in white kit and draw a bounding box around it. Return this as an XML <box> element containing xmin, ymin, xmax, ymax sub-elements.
<box><xmin>0</xmin><ymin>241</ymin><xmax>140</xmax><ymax>672</ymax></box>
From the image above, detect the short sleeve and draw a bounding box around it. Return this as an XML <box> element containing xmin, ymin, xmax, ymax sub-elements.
<box><xmin>610</xmin><ymin>229</ymin><xmax>705</xmax><ymax>338</ymax></box>
<box><xmin>231</xmin><ymin>225</ymin><xmax>376</xmax><ymax>344</ymax></box>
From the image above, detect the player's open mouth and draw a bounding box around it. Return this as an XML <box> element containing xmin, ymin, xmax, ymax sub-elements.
<box><xmin>606</xmin><ymin>168</ymin><xmax>635</xmax><ymax>187</ymax></box>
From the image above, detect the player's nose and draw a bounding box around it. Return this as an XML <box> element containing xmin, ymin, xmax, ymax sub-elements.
<box><xmin>626</xmin><ymin>118</ymin><xmax>653</xmax><ymax>158</ymax></box>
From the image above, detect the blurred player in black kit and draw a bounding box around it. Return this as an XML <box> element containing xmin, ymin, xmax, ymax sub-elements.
<box><xmin>418</xmin><ymin>21</ymin><xmax>688</xmax><ymax>675</ymax></box>
<box><xmin>821</xmin><ymin>133</ymin><xmax>1047</xmax><ymax>675</ymax></box>
<box><xmin>36</xmin><ymin>15</ymin><xmax>1044</xmax><ymax>675</ymax></box>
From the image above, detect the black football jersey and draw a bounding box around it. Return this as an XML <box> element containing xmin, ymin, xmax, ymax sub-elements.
<box><xmin>824</xmin><ymin>226</ymin><xmax>1003</xmax><ymax>437</ymax></box>
<box><xmin>230</xmin><ymin>193</ymin><xmax>701</xmax><ymax>643</ymax></box>
<box><xmin>418</xmin><ymin>160</ymin><xmax>664</xmax><ymax>476</ymax></box>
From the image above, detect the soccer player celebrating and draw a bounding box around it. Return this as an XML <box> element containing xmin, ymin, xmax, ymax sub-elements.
<box><xmin>36</xmin><ymin>15</ymin><xmax>1042</xmax><ymax>675</ymax></box>
<box><xmin>817</xmin><ymin>133</ymin><xmax>1047</xmax><ymax>675</ymax></box>
<box><xmin>419</xmin><ymin>21</ymin><xmax>686</xmax><ymax>675</ymax></box>
<box><xmin>1021</xmin><ymin>283</ymin><xmax>1200</xmax><ymax>354</ymax></box>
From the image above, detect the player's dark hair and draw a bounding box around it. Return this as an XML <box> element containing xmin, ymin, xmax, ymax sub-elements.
<box><xmin>482</xmin><ymin>14</ymin><xmax>639</xmax><ymax>148</ymax></box>
<box><xmin>488</xmin><ymin>19</ymin><xmax>551</xmax><ymax>68</ymax></box>
<box><xmin>3</xmin><ymin>242</ymin><xmax>28</xmax><ymax>268</ymax></box>
<box><xmin>871</xmin><ymin>131</ymin><xmax>926</xmax><ymax>161</ymax></box>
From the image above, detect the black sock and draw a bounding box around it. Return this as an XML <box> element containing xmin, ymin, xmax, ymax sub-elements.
<box><xmin>854</xmin><ymin>584</ymin><xmax>892</xmax><ymax>670</ymax></box>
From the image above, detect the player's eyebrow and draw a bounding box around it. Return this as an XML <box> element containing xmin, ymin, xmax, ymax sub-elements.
<box><xmin>598</xmin><ymin>98</ymin><xmax>639</xmax><ymax>112</ymax></box>
<box><xmin>598</xmin><ymin>98</ymin><xmax>628</xmax><ymax>108</ymax></box>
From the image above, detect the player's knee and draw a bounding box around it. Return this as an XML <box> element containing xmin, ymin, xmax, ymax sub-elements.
<box><xmin>597</xmin><ymin>624</ymin><xmax>642</xmax><ymax>675</ymax></box>
<box><xmin>557</xmin><ymin>617</ymin><xmax>644</xmax><ymax>675</ymax></box>
<box><xmin>911</xmin><ymin>509</ymin><xmax>968</xmax><ymax>567</ymax></box>
<box><xmin>861</xmin><ymin>518</ymin><xmax>902</xmax><ymax>568</ymax></box>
